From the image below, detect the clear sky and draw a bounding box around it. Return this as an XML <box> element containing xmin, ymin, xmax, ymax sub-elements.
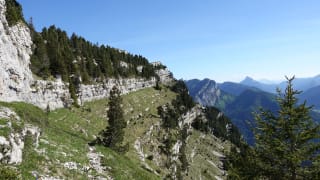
<box><xmin>18</xmin><ymin>0</ymin><xmax>320</xmax><ymax>83</ymax></box>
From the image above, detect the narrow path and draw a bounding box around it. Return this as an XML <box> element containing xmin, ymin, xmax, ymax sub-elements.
<box><xmin>87</xmin><ymin>146</ymin><xmax>113</xmax><ymax>180</ymax></box>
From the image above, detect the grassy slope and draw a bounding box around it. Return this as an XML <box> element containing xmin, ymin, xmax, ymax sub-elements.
<box><xmin>185</xmin><ymin>130</ymin><xmax>230</xmax><ymax>180</ymax></box>
<box><xmin>0</xmin><ymin>87</ymin><xmax>176</xmax><ymax>179</ymax></box>
<box><xmin>0</xmin><ymin>86</ymin><xmax>230</xmax><ymax>179</ymax></box>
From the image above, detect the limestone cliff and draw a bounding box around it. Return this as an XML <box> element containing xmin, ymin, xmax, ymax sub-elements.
<box><xmin>0</xmin><ymin>0</ymin><xmax>71</xmax><ymax>109</ymax></box>
<box><xmin>0</xmin><ymin>0</ymin><xmax>33</xmax><ymax>103</ymax></box>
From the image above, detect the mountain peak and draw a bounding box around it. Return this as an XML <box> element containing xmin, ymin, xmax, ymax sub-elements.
<box><xmin>202</xmin><ymin>78</ymin><xmax>216</xmax><ymax>83</ymax></box>
<box><xmin>241</xmin><ymin>76</ymin><xmax>256</xmax><ymax>84</ymax></box>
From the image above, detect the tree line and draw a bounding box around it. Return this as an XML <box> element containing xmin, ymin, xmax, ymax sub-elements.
<box><xmin>28</xmin><ymin>24</ymin><xmax>159</xmax><ymax>105</ymax></box>
<box><xmin>29</xmin><ymin>25</ymin><xmax>157</xmax><ymax>83</ymax></box>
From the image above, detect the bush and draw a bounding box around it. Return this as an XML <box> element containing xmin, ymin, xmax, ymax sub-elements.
<box><xmin>0</xmin><ymin>165</ymin><xmax>20</xmax><ymax>180</ymax></box>
<box><xmin>5</xmin><ymin>0</ymin><xmax>25</xmax><ymax>26</ymax></box>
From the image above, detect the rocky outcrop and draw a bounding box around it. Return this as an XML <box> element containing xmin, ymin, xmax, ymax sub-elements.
<box><xmin>78</xmin><ymin>77</ymin><xmax>156</xmax><ymax>105</ymax></box>
<box><xmin>132</xmin><ymin>104</ymin><xmax>207</xmax><ymax>178</ymax></box>
<box><xmin>152</xmin><ymin>61</ymin><xmax>174</xmax><ymax>85</ymax></box>
<box><xmin>0</xmin><ymin>106</ymin><xmax>40</xmax><ymax>164</ymax></box>
<box><xmin>87</xmin><ymin>146</ymin><xmax>113</xmax><ymax>180</ymax></box>
<box><xmin>179</xmin><ymin>105</ymin><xmax>204</xmax><ymax>128</ymax></box>
<box><xmin>28</xmin><ymin>79</ymin><xmax>72</xmax><ymax>110</ymax></box>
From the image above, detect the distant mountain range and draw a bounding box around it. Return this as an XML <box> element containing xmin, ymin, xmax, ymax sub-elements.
<box><xmin>186</xmin><ymin>78</ymin><xmax>278</xmax><ymax>144</ymax></box>
<box><xmin>239</xmin><ymin>75</ymin><xmax>320</xmax><ymax>110</ymax></box>
<box><xmin>240</xmin><ymin>76</ymin><xmax>279</xmax><ymax>93</ymax></box>
<box><xmin>185</xmin><ymin>75</ymin><xmax>320</xmax><ymax>144</ymax></box>
<box><xmin>219</xmin><ymin>81</ymin><xmax>260</xmax><ymax>96</ymax></box>
<box><xmin>240</xmin><ymin>75</ymin><xmax>320</xmax><ymax>93</ymax></box>
<box><xmin>299</xmin><ymin>85</ymin><xmax>320</xmax><ymax>110</ymax></box>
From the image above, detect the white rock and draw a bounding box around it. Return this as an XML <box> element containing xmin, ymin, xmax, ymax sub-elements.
<box><xmin>8</xmin><ymin>133</ymin><xmax>24</xmax><ymax>164</ymax></box>
<box><xmin>0</xmin><ymin>136</ymin><xmax>9</xmax><ymax>145</ymax></box>
<box><xmin>24</xmin><ymin>125</ymin><xmax>41</xmax><ymax>148</ymax></box>
<box><xmin>0</xmin><ymin>123</ymin><xmax>41</xmax><ymax>164</ymax></box>
<box><xmin>134</xmin><ymin>138</ymin><xmax>145</xmax><ymax>162</ymax></box>
<box><xmin>87</xmin><ymin>146</ymin><xmax>107</xmax><ymax>174</ymax></box>
<box><xmin>64</xmin><ymin>161</ymin><xmax>78</xmax><ymax>170</ymax></box>
<box><xmin>78</xmin><ymin>78</ymin><xmax>156</xmax><ymax>105</ymax></box>
<box><xmin>39</xmin><ymin>175</ymin><xmax>63</xmax><ymax>180</ymax></box>
<box><xmin>0</xmin><ymin>107</ymin><xmax>20</xmax><ymax>120</ymax></box>
<box><xmin>120</xmin><ymin>61</ymin><xmax>128</xmax><ymax>68</ymax></box>
<box><xmin>7</xmin><ymin>124</ymin><xmax>41</xmax><ymax>164</ymax></box>
<box><xmin>136</xmin><ymin>66</ymin><xmax>143</xmax><ymax>73</ymax></box>
<box><xmin>0</xmin><ymin>0</ymin><xmax>32</xmax><ymax>103</ymax></box>
<box><xmin>151</xmin><ymin>61</ymin><xmax>174</xmax><ymax>85</ymax></box>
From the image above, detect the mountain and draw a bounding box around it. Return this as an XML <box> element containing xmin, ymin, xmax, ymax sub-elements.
<box><xmin>281</xmin><ymin>75</ymin><xmax>320</xmax><ymax>92</ymax></box>
<box><xmin>218</xmin><ymin>81</ymin><xmax>258</xmax><ymax>96</ymax></box>
<box><xmin>240</xmin><ymin>75</ymin><xmax>320</xmax><ymax>93</ymax></box>
<box><xmin>185</xmin><ymin>79</ymin><xmax>234</xmax><ymax>109</ymax></box>
<box><xmin>185</xmin><ymin>78</ymin><xmax>280</xmax><ymax>144</ymax></box>
<box><xmin>224</xmin><ymin>89</ymin><xmax>278</xmax><ymax>145</ymax></box>
<box><xmin>240</xmin><ymin>76</ymin><xmax>278</xmax><ymax>93</ymax></box>
<box><xmin>187</xmin><ymin>77</ymin><xmax>320</xmax><ymax>145</ymax></box>
<box><xmin>299</xmin><ymin>85</ymin><xmax>320</xmax><ymax>110</ymax></box>
<box><xmin>185</xmin><ymin>78</ymin><xmax>220</xmax><ymax>106</ymax></box>
<box><xmin>0</xmin><ymin>1</ymin><xmax>242</xmax><ymax>179</ymax></box>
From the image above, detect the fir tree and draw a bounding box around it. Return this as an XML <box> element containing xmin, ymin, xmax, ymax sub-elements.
<box><xmin>253</xmin><ymin>76</ymin><xmax>320</xmax><ymax>179</ymax></box>
<box><xmin>227</xmin><ymin>77</ymin><xmax>320</xmax><ymax>179</ymax></box>
<box><xmin>97</xmin><ymin>86</ymin><xmax>127</xmax><ymax>152</ymax></box>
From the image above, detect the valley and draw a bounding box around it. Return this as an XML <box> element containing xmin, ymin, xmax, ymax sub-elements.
<box><xmin>186</xmin><ymin>77</ymin><xmax>320</xmax><ymax>144</ymax></box>
<box><xmin>0</xmin><ymin>0</ymin><xmax>319</xmax><ymax>179</ymax></box>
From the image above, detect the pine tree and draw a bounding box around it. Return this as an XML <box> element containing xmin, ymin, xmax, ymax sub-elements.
<box><xmin>253</xmin><ymin>77</ymin><xmax>320</xmax><ymax>179</ymax></box>
<box><xmin>97</xmin><ymin>86</ymin><xmax>127</xmax><ymax>152</ymax></box>
<box><xmin>227</xmin><ymin>77</ymin><xmax>320</xmax><ymax>179</ymax></box>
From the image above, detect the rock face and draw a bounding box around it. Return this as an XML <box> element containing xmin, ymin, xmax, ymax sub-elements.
<box><xmin>0</xmin><ymin>106</ymin><xmax>40</xmax><ymax>164</ymax></box>
<box><xmin>185</xmin><ymin>79</ymin><xmax>222</xmax><ymax>106</ymax></box>
<box><xmin>28</xmin><ymin>79</ymin><xmax>71</xmax><ymax>110</ymax></box>
<box><xmin>0</xmin><ymin>0</ymin><xmax>33</xmax><ymax>102</ymax></box>
<box><xmin>152</xmin><ymin>61</ymin><xmax>174</xmax><ymax>85</ymax></box>
<box><xmin>0</xmin><ymin>0</ymin><xmax>162</xmax><ymax>110</ymax></box>
<box><xmin>78</xmin><ymin>77</ymin><xmax>156</xmax><ymax>105</ymax></box>
<box><xmin>0</xmin><ymin>1</ymin><xmax>72</xmax><ymax>110</ymax></box>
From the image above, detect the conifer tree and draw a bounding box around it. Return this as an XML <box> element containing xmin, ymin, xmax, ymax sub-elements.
<box><xmin>253</xmin><ymin>76</ymin><xmax>320</xmax><ymax>179</ymax></box>
<box><xmin>97</xmin><ymin>86</ymin><xmax>127</xmax><ymax>152</ymax></box>
<box><xmin>227</xmin><ymin>77</ymin><xmax>320</xmax><ymax>179</ymax></box>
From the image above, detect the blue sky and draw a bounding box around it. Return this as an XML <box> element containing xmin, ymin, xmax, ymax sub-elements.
<box><xmin>18</xmin><ymin>0</ymin><xmax>320</xmax><ymax>82</ymax></box>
